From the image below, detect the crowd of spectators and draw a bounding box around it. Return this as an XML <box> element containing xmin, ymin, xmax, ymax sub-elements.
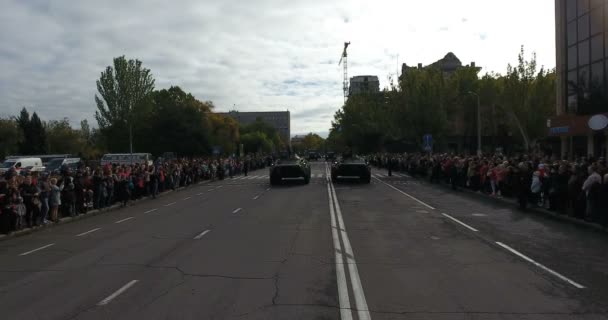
<box><xmin>0</xmin><ymin>155</ymin><xmax>271</xmax><ymax>234</ymax></box>
<box><xmin>369</xmin><ymin>153</ymin><xmax>608</xmax><ymax>226</ymax></box>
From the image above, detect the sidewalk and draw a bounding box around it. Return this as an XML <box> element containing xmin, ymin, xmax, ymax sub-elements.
<box><xmin>383</xmin><ymin>168</ymin><xmax>608</xmax><ymax>234</ymax></box>
<box><xmin>0</xmin><ymin>180</ymin><xmax>211</xmax><ymax>242</ymax></box>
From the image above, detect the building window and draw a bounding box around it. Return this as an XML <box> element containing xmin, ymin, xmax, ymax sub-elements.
<box><xmin>591</xmin><ymin>34</ymin><xmax>604</xmax><ymax>61</ymax></box>
<box><xmin>568</xmin><ymin>70</ymin><xmax>578</xmax><ymax>94</ymax></box>
<box><xmin>591</xmin><ymin>60</ymin><xmax>604</xmax><ymax>87</ymax></box>
<box><xmin>568</xmin><ymin>94</ymin><xmax>578</xmax><ymax>113</ymax></box>
<box><xmin>579</xmin><ymin>65</ymin><xmax>590</xmax><ymax>89</ymax></box>
<box><xmin>578</xmin><ymin>0</ymin><xmax>590</xmax><ymax>16</ymax></box>
<box><xmin>579</xmin><ymin>13</ymin><xmax>590</xmax><ymax>40</ymax></box>
<box><xmin>568</xmin><ymin>20</ymin><xmax>578</xmax><ymax>46</ymax></box>
<box><xmin>579</xmin><ymin>39</ymin><xmax>590</xmax><ymax>65</ymax></box>
<box><xmin>590</xmin><ymin>5</ymin><xmax>603</xmax><ymax>35</ymax></box>
<box><xmin>568</xmin><ymin>0</ymin><xmax>578</xmax><ymax>22</ymax></box>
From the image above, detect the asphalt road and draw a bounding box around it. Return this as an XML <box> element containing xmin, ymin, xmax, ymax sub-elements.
<box><xmin>1</xmin><ymin>162</ymin><xmax>608</xmax><ymax>319</ymax></box>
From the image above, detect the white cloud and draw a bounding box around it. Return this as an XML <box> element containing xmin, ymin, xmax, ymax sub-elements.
<box><xmin>0</xmin><ymin>0</ymin><xmax>555</xmax><ymax>135</ymax></box>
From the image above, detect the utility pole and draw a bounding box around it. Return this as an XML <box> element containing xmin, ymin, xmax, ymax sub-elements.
<box><xmin>468</xmin><ymin>91</ymin><xmax>482</xmax><ymax>156</ymax></box>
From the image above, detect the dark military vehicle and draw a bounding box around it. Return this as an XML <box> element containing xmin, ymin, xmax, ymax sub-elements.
<box><xmin>330</xmin><ymin>157</ymin><xmax>371</xmax><ymax>183</ymax></box>
<box><xmin>269</xmin><ymin>154</ymin><xmax>311</xmax><ymax>185</ymax></box>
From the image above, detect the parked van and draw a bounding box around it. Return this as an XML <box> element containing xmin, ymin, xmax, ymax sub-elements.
<box><xmin>100</xmin><ymin>153</ymin><xmax>153</xmax><ymax>166</ymax></box>
<box><xmin>0</xmin><ymin>158</ymin><xmax>45</xmax><ymax>175</ymax></box>
<box><xmin>45</xmin><ymin>158</ymin><xmax>82</xmax><ymax>174</ymax></box>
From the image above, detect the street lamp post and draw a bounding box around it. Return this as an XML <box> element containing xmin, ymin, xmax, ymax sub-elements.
<box><xmin>468</xmin><ymin>91</ymin><xmax>482</xmax><ymax>156</ymax></box>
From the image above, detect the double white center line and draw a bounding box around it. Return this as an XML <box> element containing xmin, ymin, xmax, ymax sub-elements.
<box><xmin>326</xmin><ymin>165</ymin><xmax>370</xmax><ymax>320</ymax></box>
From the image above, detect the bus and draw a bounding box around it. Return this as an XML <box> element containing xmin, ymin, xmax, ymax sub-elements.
<box><xmin>100</xmin><ymin>153</ymin><xmax>153</xmax><ymax>166</ymax></box>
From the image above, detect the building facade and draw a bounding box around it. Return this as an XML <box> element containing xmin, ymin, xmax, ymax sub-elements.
<box><xmin>219</xmin><ymin>110</ymin><xmax>291</xmax><ymax>145</ymax></box>
<box><xmin>349</xmin><ymin>75</ymin><xmax>380</xmax><ymax>96</ymax></box>
<box><xmin>552</xmin><ymin>0</ymin><xmax>608</xmax><ymax>158</ymax></box>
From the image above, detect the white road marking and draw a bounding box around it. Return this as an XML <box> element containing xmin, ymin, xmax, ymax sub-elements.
<box><xmin>495</xmin><ymin>242</ymin><xmax>585</xmax><ymax>289</ymax></box>
<box><xmin>115</xmin><ymin>217</ymin><xmax>134</xmax><ymax>224</ymax></box>
<box><xmin>330</xmin><ymin>181</ymin><xmax>371</xmax><ymax>320</ymax></box>
<box><xmin>232</xmin><ymin>208</ymin><xmax>242</xmax><ymax>214</ymax></box>
<box><xmin>196</xmin><ymin>193</ymin><xmax>203</xmax><ymax>196</ymax></box>
<box><xmin>19</xmin><ymin>243</ymin><xmax>55</xmax><ymax>256</ymax></box>
<box><xmin>193</xmin><ymin>229</ymin><xmax>211</xmax><ymax>240</ymax></box>
<box><xmin>144</xmin><ymin>209</ymin><xmax>157</xmax><ymax>214</ymax></box>
<box><xmin>76</xmin><ymin>228</ymin><xmax>101</xmax><ymax>237</ymax></box>
<box><xmin>266</xmin><ymin>188</ymin><xmax>271</xmax><ymax>191</ymax></box>
<box><xmin>253</xmin><ymin>195</ymin><xmax>260</xmax><ymax>200</ymax></box>
<box><xmin>216</xmin><ymin>186</ymin><xmax>223</xmax><ymax>189</ymax></box>
<box><xmin>441</xmin><ymin>213</ymin><xmax>479</xmax><ymax>232</ymax></box>
<box><xmin>326</xmin><ymin>182</ymin><xmax>353</xmax><ymax>320</ymax></box>
<box><xmin>416</xmin><ymin>210</ymin><xmax>429</xmax><ymax>213</ymax></box>
<box><xmin>97</xmin><ymin>280</ymin><xmax>139</xmax><ymax>306</ymax></box>
<box><xmin>374</xmin><ymin>177</ymin><xmax>435</xmax><ymax>210</ymax></box>
<box><xmin>472</xmin><ymin>213</ymin><xmax>487</xmax><ymax>217</ymax></box>
<box><xmin>164</xmin><ymin>202</ymin><xmax>176</xmax><ymax>207</ymax></box>
<box><xmin>207</xmin><ymin>189</ymin><xmax>214</xmax><ymax>191</ymax></box>
<box><xmin>182</xmin><ymin>197</ymin><xmax>191</xmax><ymax>200</ymax></box>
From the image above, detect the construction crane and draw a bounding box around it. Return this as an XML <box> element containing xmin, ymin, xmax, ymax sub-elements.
<box><xmin>338</xmin><ymin>41</ymin><xmax>350</xmax><ymax>103</ymax></box>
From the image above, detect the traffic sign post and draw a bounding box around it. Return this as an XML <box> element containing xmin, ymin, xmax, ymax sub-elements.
<box><xmin>423</xmin><ymin>134</ymin><xmax>433</xmax><ymax>153</ymax></box>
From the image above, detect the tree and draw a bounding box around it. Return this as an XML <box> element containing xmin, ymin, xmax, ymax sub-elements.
<box><xmin>0</xmin><ymin>118</ymin><xmax>22</xmax><ymax>159</ymax></box>
<box><xmin>46</xmin><ymin>118</ymin><xmax>86</xmax><ymax>154</ymax></box>
<box><xmin>15</xmin><ymin>108</ymin><xmax>47</xmax><ymax>155</ymax></box>
<box><xmin>138</xmin><ymin>86</ymin><xmax>212</xmax><ymax>156</ymax></box>
<box><xmin>95</xmin><ymin>56</ymin><xmax>155</xmax><ymax>152</ymax></box>
<box><xmin>208</xmin><ymin>113</ymin><xmax>239</xmax><ymax>155</ymax></box>
<box><xmin>301</xmin><ymin>133</ymin><xmax>325</xmax><ymax>151</ymax></box>
<box><xmin>240</xmin><ymin>132</ymin><xmax>273</xmax><ymax>154</ymax></box>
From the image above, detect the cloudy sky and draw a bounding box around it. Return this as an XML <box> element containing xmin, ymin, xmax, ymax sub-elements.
<box><xmin>0</xmin><ymin>0</ymin><xmax>555</xmax><ymax>137</ymax></box>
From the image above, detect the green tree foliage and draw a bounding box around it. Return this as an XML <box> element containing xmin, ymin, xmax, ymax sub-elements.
<box><xmin>45</xmin><ymin>118</ymin><xmax>86</xmax><ymax>154</ymax></box>
<box><xmin>0</xmin><ymin>118</ymin><xmax>23</xmax><ymax>159</ymax></box>
<box><xmin>208</xmin><ymin>113</ymin><xmax>239</xmax><ymax>155</ymax></box>
<box><xmin>240</xmin><ymin>119</ymin><xmax>283</xmax><ymax>151</ymax></box>
<box><xmin>16</xmin><ymin>108</ymin><xmax>47</xmax><ymax>155</ymax></box>
<box><xmin>139</xmin><ymin>86</ymin><xmax>212</xmax><ymax>156</ymax></box>
<box><xmin>240</xmin><ymin>131</ymin><xmax>273</xmax><ymax>154</ymax></box>
<box><xmin>95</xmin><ymin>56</ymin><xmax>155</xmax><ymax>152</ymax></box>
<box><xmin>301</xmin><ymin>133</ymin><xmax>325</xmax><ymax>151</ymax></box>
<box><xmin>330</xmin><ymin>46</ymin><xmax>556</xmax><ymax>153</ymax></box>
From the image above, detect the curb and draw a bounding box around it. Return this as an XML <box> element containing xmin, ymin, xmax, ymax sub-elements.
<box><xmin>379</xmin><ymin>168</ymin><xmax>608</xmax><ymax>234</ymax></box>
<box><xmin>0</xmin><ymin>180</ymin><xmax>211</xmax><ymax>242</ymax></box>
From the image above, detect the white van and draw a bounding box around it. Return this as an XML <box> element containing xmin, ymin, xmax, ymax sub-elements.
<box><xmin>45</xmin><ymin>157</ymin><xmax>82</xmax><ymax>174</ymax></box>
<box><xmin>100</xmin><ymin>153</ymin><xmax>153</xmax><ymax>166</ymax></box>
<box><xmin>0</xmin><ymin>158</ymin><xmax>45</xmax><ymax>175</ymax></box>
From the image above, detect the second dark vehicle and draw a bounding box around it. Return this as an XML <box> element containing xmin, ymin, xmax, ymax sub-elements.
<box><xmin>331</xmin><ymin>157</ymin><xmax>371</xmax><ymax>183</ymax></box>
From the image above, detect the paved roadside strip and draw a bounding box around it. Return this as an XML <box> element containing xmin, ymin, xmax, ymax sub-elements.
<box><xmin>0</xmin><ymin>180</ymin><xmax>213</xmax><ymax>242</ymax></box>
<box><xmin>374</xmin><ymin>171</ymin><xmax>587</xmax><ymax>290</ymax></box>
<box><xmin>384</xmin><ymin>168</ymin><xmax>608</xmax><ymax>233</ymax></box>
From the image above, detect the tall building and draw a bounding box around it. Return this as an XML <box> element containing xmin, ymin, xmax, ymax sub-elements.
<box><xmin>349</xmin><ymin>75</ymin><xmax>380</xmax><ymax>96</ymax></box>
<box><xmin>552</xmin><ymin>0</ymin><xmax>608</xmax><ymax>158</ymax></box>
<box><xmin>401</xmin><ymin>52</ymin><xmax>477</xmax><ymax>77</ymax></box>
<box><xmin>219</xmin><ymin>110</ymin><xmax>291</xmax><ymax>145</ymax></box>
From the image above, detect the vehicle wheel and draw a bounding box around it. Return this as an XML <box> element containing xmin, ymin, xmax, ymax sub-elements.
<box><xmin>331</xmin><ymin>174</ymin><xmax>337</xmax><ymax>182</ymax></box>
<box><xmin>304</xmin><ymin>175</ymin><xmax>310</xmax><ymax>184</ymax></box>
<box><xmin>362</xmin><ymin>175</ymin><xmax>371</xmax><ymax>184</ymax></box>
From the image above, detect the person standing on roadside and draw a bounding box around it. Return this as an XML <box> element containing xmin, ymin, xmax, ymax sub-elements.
<box><xmin>38</xmin><ymin>175</ymin><xmax>50</xmax><ymax>225</ymax></box>
<box><xmin>516</xmin><ymin>163</ymin><xmax>530</xmax><ymax>210</ymax></box>
<box><xmin>19</xmin><ymin>175</ymin><xmax>40</xmax><ymax>228</ymax></box>
<box><xmin>582</xmin><ymin>164</ymin><xmax>602</xmax><ymax>222</ymax></box>
<box><xmin>49</xmin><ymin>178</ymin><xmax>63</xmax><ymax>222</ymax></box>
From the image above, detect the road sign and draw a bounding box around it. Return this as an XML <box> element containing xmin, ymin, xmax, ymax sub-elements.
<box><xmin>423</xmin><ymin>134</ymin><xmax>433</xmax><ymax>152</ymax></box>
<box><xmin>212</xmin><ymin>146</ymin><xmax>221</xmax><ymax>155</ymax></box>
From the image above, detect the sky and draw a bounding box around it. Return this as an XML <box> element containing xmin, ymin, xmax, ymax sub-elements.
<box><xmin>0</xmin><ymin>0</ymin><xmax>556</xmax><ymax>137</ymax></box>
